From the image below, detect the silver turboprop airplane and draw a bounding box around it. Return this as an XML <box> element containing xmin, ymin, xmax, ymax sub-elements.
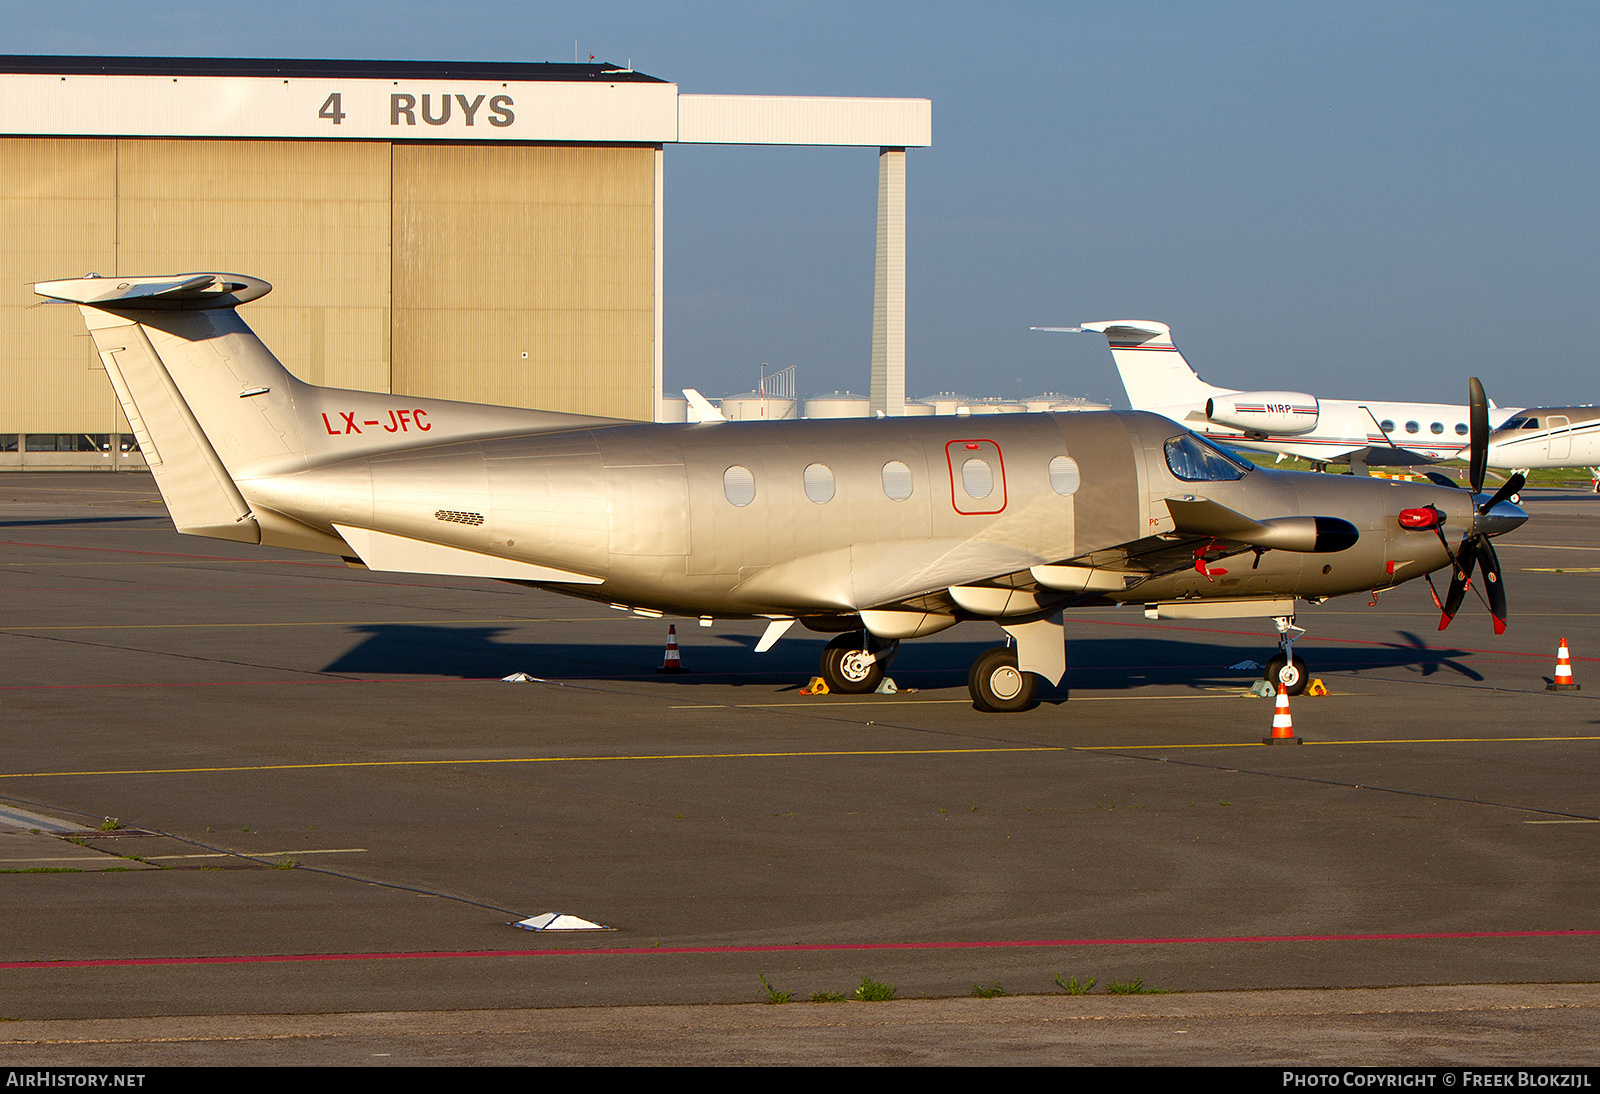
<box><xmin>34</xmin><ymin>273</ymin><xmax>1530</xmax><ymax>709</ymax></box>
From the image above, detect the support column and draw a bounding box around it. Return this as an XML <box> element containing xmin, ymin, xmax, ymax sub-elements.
<box><xmin>871</xmin><ymin>146</ymin><xmax>906</xmax><ymax>416</ymax></box>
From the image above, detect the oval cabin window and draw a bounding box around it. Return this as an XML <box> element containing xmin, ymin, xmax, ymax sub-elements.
<box><xmin>962</xmin><ymin>458</ymin><xmax>993</xmax><ymax>500</ymax></box>
<box><xmin>1048</xmin><ymin>455</ymin><xmax>1081</xmax><ymax>496</ymax></box>
<box><xmin>803</xmin><ymin>462</ymin><xmax>835</xmax><ymax>504</ymax></box>
<box><xmin>723</xmin><ymin>465</ymin><xmax>756</xmax><ymax>507</ymax></box>
<box><xmin>881</xmin><ymin>460</ymin><xmax>913</xmax><ymax>501</ymax></box>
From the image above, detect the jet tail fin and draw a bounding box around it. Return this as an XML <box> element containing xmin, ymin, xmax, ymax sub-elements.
<box><xmin>1077</xmin><ymin>320</ymin><xmax>1231</xmax><ymax>409</ymax></box>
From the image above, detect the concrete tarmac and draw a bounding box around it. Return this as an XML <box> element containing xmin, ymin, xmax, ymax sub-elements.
<box><xmin>0</xmin><ymin>473</ymin><xmax>1597</xmax><ymax>1065</ymax></box>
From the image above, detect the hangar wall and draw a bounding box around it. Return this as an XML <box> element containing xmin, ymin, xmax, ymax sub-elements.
<box><xmin>0</xmin><ymin>135</ymin><xmax>656</xmax><ymax>464</ymax></box>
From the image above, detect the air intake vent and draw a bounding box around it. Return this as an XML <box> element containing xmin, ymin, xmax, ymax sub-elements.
<box><xmin>434</xmin><ymin>510</ymin><xmax>484</xmax><ymax>526</ymax></box>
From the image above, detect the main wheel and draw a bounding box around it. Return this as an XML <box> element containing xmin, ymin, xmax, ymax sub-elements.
<box><xmin>968</xmin><ymin>647</ymin><xmax>1039</xmax><ymax>713</ymax></box>
<box><xmin>1264</xmin><ymin>653</ymin><xmax>1309</xmax><ymax>696</ymax></box>
<box><xmin>820</xmin><ymin>632</ymin><xmax>884</xmax><ymax>694</ymax></box>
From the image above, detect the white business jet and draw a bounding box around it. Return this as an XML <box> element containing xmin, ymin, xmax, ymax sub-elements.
<box><xmin>1036</xmin><ymin>321</ymin><xmax>1521</xmax><ymax>475</ymax></box>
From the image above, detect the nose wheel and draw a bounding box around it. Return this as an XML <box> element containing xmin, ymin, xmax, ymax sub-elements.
<box><xmin>1264</xmin><ymin>653</ymin><xmax>1309</xmax><ymax>695</ymax></box>
<box><xmin>969</xmin><ymin>647</ymin><xmax>1040</xmax><ymax>712</ymax></box>
<box><xmin>1263</xmin><ymin>615</ymin><xmax>1310</xmax><ymax>696</ymax></box>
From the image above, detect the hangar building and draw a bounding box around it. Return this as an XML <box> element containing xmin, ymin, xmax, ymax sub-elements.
<box><xmin>0</xmin><ymin>56</ymin><xmax>931</xmax><ymax>469</ymax></box>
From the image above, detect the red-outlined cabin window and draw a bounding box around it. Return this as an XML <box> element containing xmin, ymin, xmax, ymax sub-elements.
<box><xmin>945</xmin><ymin>439</ymin><xmax>1007</xmax><ymax>515</ymax></box>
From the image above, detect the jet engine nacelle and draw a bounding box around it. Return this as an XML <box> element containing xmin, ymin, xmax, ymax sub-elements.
<box><xmin>1205</xmin><ymin>392</ymin><xmax>1320</xmax><ymax>436</ymax></box>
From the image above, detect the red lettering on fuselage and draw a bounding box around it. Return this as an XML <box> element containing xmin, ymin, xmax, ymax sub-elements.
<box><xmin>326</xmin><ymin>409</ymin><xmax>434</xmax><ymax>436</ymax></box>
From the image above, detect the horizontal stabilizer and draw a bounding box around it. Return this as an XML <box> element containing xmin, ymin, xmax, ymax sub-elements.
<box><xmin>333</xmin><ymin>525</ymin><xmax>603</xmax><ymax>584</ymax></box>
<box><xmin>34</xmin><ymin>273</ymin><xmax>271</xmax><ymax>310</ymax></box>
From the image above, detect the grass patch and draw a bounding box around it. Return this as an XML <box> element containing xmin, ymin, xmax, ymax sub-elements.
<box><xmin>271</xmin><ymin>856</ymin><xmax>298</xmax><ymax>870</ymax></box>
<box><xmin>810</xmin><ymin>991</ymin><xmax>846</xmax><ymax>1003</ymax></box>
<box><xmin>757</xmin><ymin>973</ymin><xmax>792</xmax><ymax>1004</ymax></box>
<box><xmin>971</xmin><ymin>980</ymin><xmax>1008</xmax><ymax>998</ymax></box>
<box><xmin>852</xmin><ymin>975</ymin><xmax>896</xmax><ymax>1002</ymax></box>
<box><xmin>1054</xmin><ymin>973</ymin><xmax>1096</xmax><ymax>995</ymax></box>
<box><xmin>98</xmin><ymin>817</ymin><xmax>122</xmax><ymax>832</ymax></box>
<box><xmin>1106</xmin><ymin>974</ymin><xmax>1171</xmax><ymax>995</ymax></box>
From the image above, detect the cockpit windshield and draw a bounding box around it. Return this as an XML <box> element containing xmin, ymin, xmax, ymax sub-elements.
<box><xmin>1164</xmin><ymin>433</ymin><xmax>1252</xmax><ymax>482</ymax></box>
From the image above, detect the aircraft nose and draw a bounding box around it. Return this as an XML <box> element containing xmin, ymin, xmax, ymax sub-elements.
<box><xmin>1475</xmin><ymin>498</ymin><xmax>1528</xmax><ymax>538</ymax></box>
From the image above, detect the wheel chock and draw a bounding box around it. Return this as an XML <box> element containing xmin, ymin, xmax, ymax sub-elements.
<box><xmin>874</xmin><ymin>677</ymin><xmax>898</xmax><ymax>695</ymax></box>
<box><xmin>800</xmin><ymin>676</ymin><xmax>830</xmax><ymax>695</ymax></box>
<box><xmin>1305</xmin><ymin>679</ymin><xmax>1329</xmax><ymax>696</ymax></box>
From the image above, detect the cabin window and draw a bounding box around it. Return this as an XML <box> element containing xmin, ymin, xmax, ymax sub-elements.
<box><xmin>1404</xmin><ymin>421</ymin><xmax>1420</xmax><ymax>434</ymax></box>
<box><xmin>1430</xmin><ymin>422</ymin><xmax>1444</xmax><ymax>435</ymax></box>
<box><xmin>1455</xmin><ymin>422</ymin><xmax>1469</xmax><ymax>435</ymax></box>
<box><xmin>1164</xmin><ymin>433</ymin><xmax>1250</xmax><ymax>482</ymax></box>
<box><xmin>881</xmin><ymin>460</ymin><xmax>913</xmax><ymax>500</ymax></box>
<box><xmin>1380</xmin><ymin>419</ymin><xmax>1395</xmax><ymax>433</ymax></box>
<box><xmin>723</xmin><ymin>465</ymin><xmax>756</xmax><ymax>507</ymax></box>
<box><xmin>803</xmin><ymin>463</ymin><xmax>835</xmax><ymax>504</ymax></box>
<box><xmin>961</xmin><ymin>458</ymin><xmax>994</xmax><ymax>499</ymax></box>
<box><xmin>1048</xmin><ymin>455</ymin><xmax>1081</xmax><ymax>496</ymax></box>
<box><xmin>1523</xmin><ymin>418</ymin><xmax>1541</xmax><ymax>429</ymax></box>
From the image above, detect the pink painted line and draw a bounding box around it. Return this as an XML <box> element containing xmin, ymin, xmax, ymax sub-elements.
<box><xmin>1062</xmin><ymin>616</ymin><xmax>1590</xmax><ymax>661</ymax></box>
<box><xmin>6</xmin><ymin>929</ymin><xmax>1600</xmax><ymax>970</ymax></box>
<box><xmin>0</xmin><ymin>539</ymin><xmax>341</xmax><ymax>567</ymax></box>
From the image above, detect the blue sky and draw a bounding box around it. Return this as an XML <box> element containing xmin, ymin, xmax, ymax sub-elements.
<box><xmin>10</xmin><ymin>1</ymin><xmax>1598</xmax><ymax>407</ymax></box>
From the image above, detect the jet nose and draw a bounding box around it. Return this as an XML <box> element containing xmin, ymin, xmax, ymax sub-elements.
<box><xmin>1475</xmin><ymin>498</ymin><xmax>1528</xmax><ymax>538</ymax></box>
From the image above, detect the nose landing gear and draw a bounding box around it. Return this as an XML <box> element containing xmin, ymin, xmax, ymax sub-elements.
<box><xmin>1264</xmin><ymin>615</ymin><xmax>1310</xmax><ymax>695</ymax></box>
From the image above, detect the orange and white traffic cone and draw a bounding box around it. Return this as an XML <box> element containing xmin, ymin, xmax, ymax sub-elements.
<box><xmin>1263</xmin><ymin>684</ymin><xmax>1302</xmax><ymax>744</ymax></box>
<box><xmin>656</xmin><ymin>624</ymin><xmax>687</xmax><ymax>674</ymax></box>
<box><xmin>1547</xmin><ymin>638</ymin><xmax>1580</xmax><ymax>691</ymax></box>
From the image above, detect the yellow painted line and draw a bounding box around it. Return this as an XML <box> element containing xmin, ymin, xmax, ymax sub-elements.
<box><xmin>0</xmin><ymin>747</ymin><xmax>1072</xmax><ymax>779</ymax></box>
<box><xmin>7</xmin><ymin>735</ymin><xmax>1600</xmax><ymax>780</ymax></box>
<box><xmin>1525</xmin><ymin>568</ymin><xmax>1600</xmax><ymax>573</ymax></box>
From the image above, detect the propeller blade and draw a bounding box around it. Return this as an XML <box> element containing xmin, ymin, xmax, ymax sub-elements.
<box><xmin>1424</xmin><ymin>470</ymin><xmax>1461</xmax><ymax>489</ymax></box>
<box><xmin>1468</xmin><ymin>376</ymin><xmax>1489</xmax><ymax>494</ymax></box>
<box><xmin>1478</xmin><ymin>537</ymin><xmax>1507</xmax><ymax>635</ymax></box>
<box><xmin>1439</xmin><ymin>536</ymin><xmax>1478</xmax><ymax>630</ymax></box>
<box><xmin>1479</xmin><ymin>472</ymin><xmax>1526</xmax><ymax>515</ymax></box>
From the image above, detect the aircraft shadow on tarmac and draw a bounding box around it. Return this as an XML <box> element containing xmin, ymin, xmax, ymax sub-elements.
<box><xmin>0</xmin><ymin>516</ymin><xmax>159</xmax><ymax>528</ymax></box>
<box><xmin>321</xmin><ymin>623</ymin><xmax>1485</xmax><ymax>693</ymax></box>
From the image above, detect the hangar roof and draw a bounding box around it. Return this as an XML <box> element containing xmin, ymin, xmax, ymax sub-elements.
<box><xmin>0</xmin><ymin>55</ymin><xmax>666</xmax><ymax>82</ymax></box>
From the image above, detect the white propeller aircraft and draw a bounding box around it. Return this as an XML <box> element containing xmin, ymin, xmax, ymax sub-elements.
<box><xmin>33</xmin><ymin>273</ymin><xmax>1528</xmax><ymax>708</ymax></box>
<box><xmin>1036</xmin><ymin>321</ymin><xmax>1522</xmax><ymax>475</ymax></box>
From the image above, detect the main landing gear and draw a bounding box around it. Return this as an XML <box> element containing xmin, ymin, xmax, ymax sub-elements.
<box><xmin>1264</xmin><ymin>615</ymin><xmax>1310</xmax><ymax>696</ymax></box>
<box><xmin>969</xmin><ymin>646</ymin><xmax>1038</xmax><ymax>713</ymax></box>
<box><xmin>816</xmin><ymin>632</ymin><xmax>1044</xmax><ymax>712</ymax></box>
<box><xmin>818</xmin><ymin>632</ymin><xmax>898</xmax><ymax>694</ymax></box>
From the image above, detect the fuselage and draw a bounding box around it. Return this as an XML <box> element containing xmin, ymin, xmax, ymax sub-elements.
<box><xmin>1146</xmin><ymin>396</ymin><xmax>1522</xmax><ymax>465</ymax></box>
<box><xmin>239</xmin><ymin>409</ymin><xmax>1497</xmax><ymax>622</ymax></box>
<box><xmin>1487</xmin><ymin>406</ymin><xmax>1600</xmax><ymax>469</ymax></box>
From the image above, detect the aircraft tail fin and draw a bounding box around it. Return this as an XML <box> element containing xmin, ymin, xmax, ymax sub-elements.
<box><xmin>33</xmin><ymin>272</ymin><xmax>619</xmax><ymax>547</ymax></box>
<box><xmin>33</xmin><ymin>274</ymin><xmax>287</xmax><ymax>543</ymax></box>
<box><xmin>1078</xmin><ymin>321</ymin><xmax>1231</xmax><ymax>409</ymax></box>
